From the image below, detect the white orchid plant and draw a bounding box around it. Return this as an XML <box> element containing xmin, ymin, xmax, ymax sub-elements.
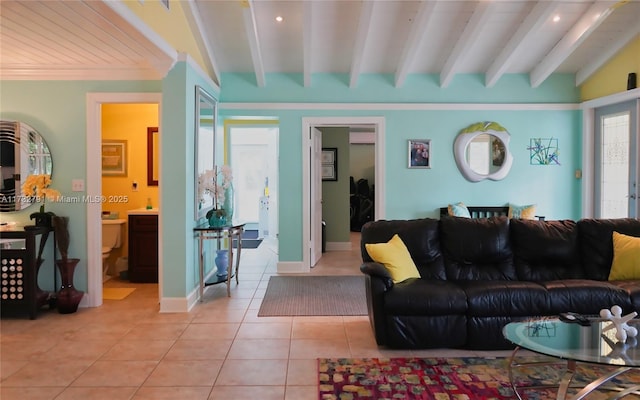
<box><xmin>198</xmin><ymin>165</ymin><xmax>232</xmax><ymax>218</ymax></box>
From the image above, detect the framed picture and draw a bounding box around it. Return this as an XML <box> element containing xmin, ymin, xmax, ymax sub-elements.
<box><xmin>408</xmin><ymin>139</ymin><xmax>431</xmax><ymax>169</ymax></box>
<box><xmin>102</xmin><ymin>140</ymin><xmax>127</xmax><ymax>176</ymax></box>
<box><xmin>322</xmin><ymin>147</ymin><xmax>337</xmax><ymax>181</ymax></box>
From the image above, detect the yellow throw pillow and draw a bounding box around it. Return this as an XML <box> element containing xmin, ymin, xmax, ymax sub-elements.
<box><xmin>608</xmin><ymin>231</ymin><xmax>640</xmax><ymax>280</ymax></box>
<box><xmin>508</xmin><ymin>204</ymin><xmax>536</xmax><ymax>220</ymax></box>
<box><xmin>365</xmin><ymin>234</ymin><xmax>421</xmax><ymax>283</ymax></box>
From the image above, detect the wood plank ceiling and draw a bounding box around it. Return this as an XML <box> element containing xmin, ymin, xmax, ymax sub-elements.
<box><xmin>1</xmin><ymin>0</ymin><xmax>639</xmax><ymax>89</ymax></box>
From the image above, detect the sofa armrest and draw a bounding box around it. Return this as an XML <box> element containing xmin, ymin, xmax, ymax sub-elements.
<box><xmin>360</xmin><ymin>261</ymin><xmax>394</xmax><ymax>290</ymax></box>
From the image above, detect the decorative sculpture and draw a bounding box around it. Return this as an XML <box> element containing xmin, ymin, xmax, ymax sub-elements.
<box><xmin>600</xmin><ymin>305</ymin><xmax>638</xmax><ymax>342</ymax></box>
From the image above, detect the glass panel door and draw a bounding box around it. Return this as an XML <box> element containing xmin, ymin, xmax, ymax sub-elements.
<box><xmin>594</xmin><ymin>100</ymin><xmax>638</xmax><ymax>218</ymax></box>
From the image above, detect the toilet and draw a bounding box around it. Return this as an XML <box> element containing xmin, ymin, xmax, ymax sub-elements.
<box><xmin>102</xmin><ymin>219</ymin><xmax>126</xmax><ymax>281</ymax></box>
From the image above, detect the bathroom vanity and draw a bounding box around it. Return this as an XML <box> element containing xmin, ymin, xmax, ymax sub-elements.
<box><xmin>127</xmin><ymin>209</ymin><xmax>158</xmax><ymax>283</ymax></box>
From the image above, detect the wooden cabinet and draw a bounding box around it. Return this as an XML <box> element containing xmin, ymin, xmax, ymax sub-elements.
<box><xmin>128</xmin><ymin>215</ymin><xmax>158</xmax><ymax>283</ymax></box>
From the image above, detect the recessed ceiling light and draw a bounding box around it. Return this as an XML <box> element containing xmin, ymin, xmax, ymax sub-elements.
<box><xmin>275</xmin><ymin>15</ymin><xmax>283</xmax><ymax>22</ymax></box>
<box><xmin>553</xmin><ymin>15</ymin><xmax>560</xmax><ymax>22</ymax></box>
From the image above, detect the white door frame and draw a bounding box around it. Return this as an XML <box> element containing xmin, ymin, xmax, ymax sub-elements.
<box><xmin>581</xmin><ymin>88</ymin><xmax>640</xmax><ymax>218</ymax></box>
<box><xmin>301</xmin><ymin>116</ymin><xmax>385</xmax><ymax>272</ymax></box>
<box><xmin>86</xmin><ymin>92</ymin><xmax>162</xmax><ymax>307</ymax></box>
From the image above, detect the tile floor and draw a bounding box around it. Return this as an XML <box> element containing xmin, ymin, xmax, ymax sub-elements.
<box><xmin>1</xmin><ymin>233</ymin><xmax>513</xmax><ymax>400</ymax></box>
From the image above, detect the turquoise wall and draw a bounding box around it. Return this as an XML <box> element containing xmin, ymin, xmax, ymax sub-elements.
<box><xmin>0</xmin><ymin>80</ymin><xmax>161</xmax><ymax>292</ymax></box>
<box><xmin>219</xmin><ymin>73</ymin><xmax>582</xmax><ymax>263</ymax></box>
<box><xmin>161</xmin><ymin>61</ymin><xmax>219</xmax><ymax>298</ymax></box>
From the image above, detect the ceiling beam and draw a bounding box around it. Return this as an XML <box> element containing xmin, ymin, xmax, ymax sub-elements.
<box><xmin>485</xmin><ymin>1</ymin><xmax>558</xmax><ymax>88</ymax></box>
<box><xmin>183</xmin><ymin>0</ymin><xmax>222</xmax><ymax>86</ymax></box>
<box><xmin>349</xmin><ymin>1</ymin><xmax>376</xmax><ymax>88</ymax></box>
<box><xmin>241</xmin><ymin>0</ymin><xmax>265</xmax><ymax>87</ymax></box>
<box><xmin>303</xmin><ymin>1</ymin><xmax>314</xmax><ymax>87</ymax></box>
<box><xmin>576</xmin><ymin>24</ymin><xmax>640</xmax><ymax>86</ymax></box>
<box><xmin>440</xmin><ymin>1</ymin><xmax>495</xmax><ymax>88</ymax></box>
<box><xmin>530</xmin><ymin>1</ymin><xmax>614</xmax><ymax>88</ymax></box>
<box><xmin>395</xmin><ymin>0</ymin><xmax>438</xmax><ymax>88</ymax></box>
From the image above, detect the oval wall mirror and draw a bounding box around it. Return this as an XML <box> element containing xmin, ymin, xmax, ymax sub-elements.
<box><xmin>0</xmin><ymin>120</ymin><xmax>53</xmax><ymax>211</ymax></box>
<box><xmin>454</xmin><ymin>121</ymin><xmax>512</xmax><ymax>182</ymax></box>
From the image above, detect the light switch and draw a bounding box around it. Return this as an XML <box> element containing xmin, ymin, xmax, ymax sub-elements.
<box><xmin>72</xmin><ymin>179</ymin><xmax>84</xmax><ymax>192</ymax></box>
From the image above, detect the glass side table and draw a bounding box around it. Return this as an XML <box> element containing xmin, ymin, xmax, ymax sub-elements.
<box><xmin>193</xmin><ymin>222</ymin><xmax>245</xmax><ymax>300</ymax></box>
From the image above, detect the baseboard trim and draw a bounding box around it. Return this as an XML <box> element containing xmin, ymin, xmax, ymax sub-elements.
<box><xmin>159</xmin><ymin>296</ymin><xmax>190</xmax><ymax>312</ymax></box>
<box><xmin>277</xmin><ymin>261</ymin><xmax>307</xmax><ymax>273</ymax></box>
<box><xmin>326</xmin><ymin>241</ymin><xmax>352</xmax><ymax>251</ymax></box>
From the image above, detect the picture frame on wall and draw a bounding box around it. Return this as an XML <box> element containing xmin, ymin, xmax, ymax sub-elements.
<box><xmin>408</xmin><ymin>139</ymin><xmax>431</xmax><ymax>169</ymax></box>
<box><xmin>322</xmin><ymin>147</ymin><xmax>337</xmax><ymax>181</ymax></box>
<box><xmin>101</xmin><ymin>140</ymin><xmax>127</xmax><ymax>176</ymax></box>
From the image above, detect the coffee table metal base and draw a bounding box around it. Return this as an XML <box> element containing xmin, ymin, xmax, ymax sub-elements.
<box><xmin>508</xmin><ymin>347</ymin><xmax>640</xmax><ymax>400</ymax></box>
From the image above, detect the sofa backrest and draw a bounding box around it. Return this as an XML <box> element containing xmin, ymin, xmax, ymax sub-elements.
<box><xmin>360</xmin><ymin>218</ymin><xmax>446</xmax><ymax>280</ymax></box>
<box><xmin>510</xmin><ymin>219</ymin><xmax>583</xmax><ymax>280</ymax></box>
<box><xmin>577</xmin><ymin>218</ymin><xmax>640</xmax><ymax>280</ymax></box>
<box><xmin>439</xmin><ymin>216</ymin><xmax>516</xmax><ymax>280</ymax></box>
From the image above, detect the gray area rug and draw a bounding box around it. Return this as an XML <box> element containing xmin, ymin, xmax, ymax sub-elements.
<box><xmin>258</xmin><ymin>275</ymin><xmax>367</xmax><ymax>316</ymax></box>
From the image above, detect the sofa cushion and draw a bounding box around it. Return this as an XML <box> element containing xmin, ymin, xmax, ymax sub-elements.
<box><xmin>440</xmin><ymin>216</ymin><xmax>516</xmax><ymax>280</ymax></box>
<box><xmin>361</xmin><ymin>218</ymin><xmax>446</xmax><ymax>280</ymax></box>
<box><xmin>578</xmin><ymin>219</ymin><xmax>640</xmax><ymax>280</ymax></box>
<box><xmin>608</xmin><ymin>232</ymin><xmax>640</xmax><ymax>280</ymax></box>
<box><xmin>610</xmin><ymin>280</ymin><xmax>640</xmax><ymax>311</ymax></box>
<box><xmin>365</xmin><ymin>234</ymin><xmax>420</xmax><ymax>283</ymax></box>
<box><xmin>510</xmin><ymin>219</ymin><xmax>583</xmax><ymax>280</ymax></box>
<box><xmin>457</xmin><ymin>281</ymin><xmax>549</xmax><ymax>317</ymax></box>
<box><xmin>383</xmin><ymin>279</ymin><xmax>467</xmax><ymax>316</ymax></box>
<box><xmin>541</xmin><ymin>279</ymin><xmax>633</xmax><ymax>314</ymax></box>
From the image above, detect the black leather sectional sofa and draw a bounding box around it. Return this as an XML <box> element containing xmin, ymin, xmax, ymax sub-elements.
<box><xmin>359</xmin><ymin>216</ymin><xmax>640</xmax><ymax>349</ymax></box>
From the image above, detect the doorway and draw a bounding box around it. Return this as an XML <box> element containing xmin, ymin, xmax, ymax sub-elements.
<box><xmin>301</xmin><ymin>117</ymin><xmax>385</xmax><ymax>272</ymax></box>
<box><xmin>86</xmin><ymin>93</ymin><xmax>162</xmax><ymax>307</ymax></box>
<box><xmin>594</xmin><ymin>100</ymin><xmax>638</xmax><ymax>218</ymax></box>
<box><xmin>226</xmin><ymin>121</ymin><xmax>279</xmax><ymax>243</ymax></box>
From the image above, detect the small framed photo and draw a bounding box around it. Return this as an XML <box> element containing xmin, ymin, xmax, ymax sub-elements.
<box><xmin>322</xmin><ymin>148</ymin><xmax>337</xmax><ymax>181</ymax></box>
<box><xmin>102</xmin><ymin>140</ymin><xmax>127</xmax><ymax>176</ymax></box>
<box><xmin>408</xmin><ymin>139</ymin><xmax>431</xmax><ymax>169</ymax></box>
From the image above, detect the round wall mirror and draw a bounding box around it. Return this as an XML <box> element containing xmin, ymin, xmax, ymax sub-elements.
<box><xmin>454</xmin><ymin>122</ymin><xmax>512</xmax><ymax>182</ymax></box>
<box><xmin>0</xmin><ymin>120</ymin><xmax>53</xmax><ymax>211</ymax></box>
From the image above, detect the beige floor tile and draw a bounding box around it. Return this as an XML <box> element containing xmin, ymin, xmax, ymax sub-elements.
<box><xmin>0</xmin><ymin>338</ymin><xmax>58</xmax><ymax>360</ymax></box>
<box><xmin>209</xmin><ymin>385</ymin><xmax>285</xmax><ymax>400</ymax></box>
<box><xmin>243</xmin><ymin>309</ymin><xmax>293</xmax><ymax>324</ymax></box>
<box><xmin>180</xmin><ymin>323</ymin><xmax>239</xmax><ymax>340</ymax></box>
<box><xmin>100</xmin><ymin>340</ymin><xmax>174</xmax><ymax>361</ymax></box>
<box><xmin>284</xmin><ymin>385</ymin><xmax>318</xmax><ymax>400</ymax></box>
<box><xmin>54</xmin><ymin>387</ymin><xmax>138</xmax><ymax>400</ymax></box>
<box><xmin>216</xmin><ymin>359</ymin><xmax>287</xmax><ymax>386</ymax></box>
<box><xmin>1</xmin><ymin>359</ymin><xmax>93</xmax><ymax>387</ymax></box>
<box><xmin>227</xmin><ymin>338</ymin><xmax>290</xmax><ymax>359</ymax></box>
<box><xmin>143</xmin><ymin>360</ymin><xmax>223</xmax><ymax>386</ymax></box>
<box><xmin>0</xmin><ymin>387</ymin><xmax>64</xmax><ymax>400</ymax></box>
<box><xmin>64</xmin><ymin>322</ymin><xmax>134</xmax><ymax>341</ymax></box>
<box><xmin>123</xmin><ymin>323</ymin><xmax>187</xmax><ymax>340</ymax></box>
<box><xmin>292</xmin><ymin>321</ymin><xmax>347</xmax><ymax>340</ymax></box>
<box><xmin>164</xmin><ymin>339</ymin><xmax>232</xmax><ymax>360</ymax></box>
<box><xmin>236</xmin><ymin>322</ymin><xmax>292</xmax><ymax>339</ymax></box>
<box><xmin>289</xmin><ymin>338</ymin><xmax>351</xmax><ymax>359</ymax></box>
<box><xmin>71</xmin><ymin>360</ymin><xmax>157</xmax><ymax>387</ymax></box>
<box><xmin>286</xmin><ymin>359</ymin><xmax>317</xmax><ymax>385</ymax></box>
<box><xmin>191</xmin><ymin>308</ymin><xmax>246</xmax><ymax>323</ymax></box>
<box><xmin>132</xmin><ymin>387</ymin><xmax>212</xmax><ymax>400</ymax></box>
<box><xmin>0</xmin><ymin>359</ymin><xmax>28</xmax><ymax>380</ymax></box>
<box><xmin>33</xmin><ymin>339</ymin><xmax>117</xmax><ymax>361</ymax></box>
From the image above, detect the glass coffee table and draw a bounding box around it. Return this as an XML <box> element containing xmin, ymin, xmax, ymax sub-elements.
<box><xmin>503</xmin><ymin>318</ymin><xmax>640</xmax><ymax>400</ymax></box>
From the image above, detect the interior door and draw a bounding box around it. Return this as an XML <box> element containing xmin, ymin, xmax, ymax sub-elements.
<box><xmin>594</xmin><ymin>100</ymin><xmax>638</xmax><ymax>218</ymax></box>
<box><xmin>310</xmin><ymin>127</ymin><xmax>322</xmax><ymax>266</ymax></box>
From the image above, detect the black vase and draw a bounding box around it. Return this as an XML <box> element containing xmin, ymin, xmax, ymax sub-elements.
<box><xmin>30</xmin><ymin>212</ymin><xmax>54</xmax><ymax>228</ymax></box>
<box><xmin>55</xmin><ymin>258</ymin><xmax>83</xmax><ymax>314</ymax></box>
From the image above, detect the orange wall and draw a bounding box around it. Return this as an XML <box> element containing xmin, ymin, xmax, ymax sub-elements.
<box><xmin>102</xmin><ymin>103</ymin><xmax>159</xmax><ymax>260</ymax></box>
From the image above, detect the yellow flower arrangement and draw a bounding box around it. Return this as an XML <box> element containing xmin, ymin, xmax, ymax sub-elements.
<box><xmin>21</xmin><ymin>174</ymin><xmax>61</xmax><ymax>213</ymax></box>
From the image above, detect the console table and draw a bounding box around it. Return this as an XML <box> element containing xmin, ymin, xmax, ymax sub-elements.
<box><xmin>0</xmin><ymin>225</ymin><xmax>54</xmax><ymax>319</ymax></box>
<box><xmin>194</xmin><ymin>223</ymin><xmax>245</xmax><ymax>300</ymax></box>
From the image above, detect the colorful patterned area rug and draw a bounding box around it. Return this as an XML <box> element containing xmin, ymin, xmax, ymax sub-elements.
<box><xmin>318</xmin><ymin>357</ymin><xmax>640</xmax><ymax>399</ymax></box>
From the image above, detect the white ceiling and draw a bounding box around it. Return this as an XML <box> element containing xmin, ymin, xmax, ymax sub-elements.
<box><xmin>1</xmin><ymin>0</ymin><xmax>639</xmax><ymax>89</ymax></box>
